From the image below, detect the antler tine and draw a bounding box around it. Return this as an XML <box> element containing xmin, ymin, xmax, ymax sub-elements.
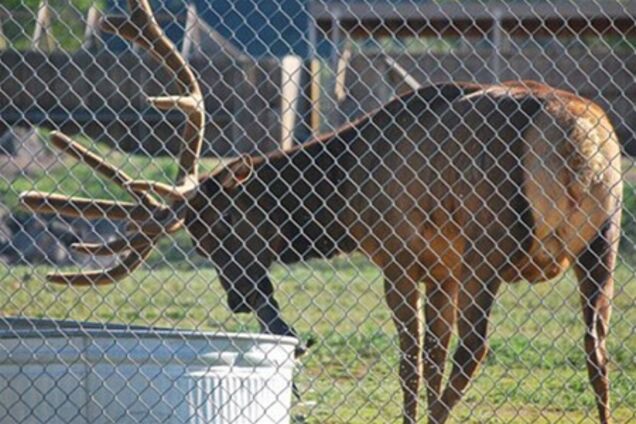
<box><xmin>19</xmin><ymin>191</ymin><xmax>167</xmax><ymax>221</ymax></box>
<box><xmin>100</xmin><ymin>0</ymin><xmax>205</xmax><ymax>201</ymax></box>
<box><xmin>72</xmin><ymin>233</ymin><xmax>152</xmax><ymax>256</ymax></box>
<box><xmin>125</xmin><ymin>208</ymin><xmax>185</xmax><ymax>236</ymax></box>
<box><xmin>125</xmin><ymin>176</ymin><xmax>198</xmax><ymax>202</ymax></box>
<box><xmin>50</xmin><ymin>131</ymin><xmax>159</xmax><ymax>206</ymax></box>
<box><xmin>69</xmin><ymin>204</ymin><xmax>186</xmax><ymax>261</ymax></box>
<box><xmin>47</xmin><ymin>241</ymin><xmax>155</xmax><ymax>286</ymax></box>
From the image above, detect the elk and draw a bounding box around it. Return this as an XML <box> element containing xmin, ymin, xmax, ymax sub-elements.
<box><xmin>19</xmin><ymin>1</ymin><xmax>623</xmax><ymax>423</ymax></box>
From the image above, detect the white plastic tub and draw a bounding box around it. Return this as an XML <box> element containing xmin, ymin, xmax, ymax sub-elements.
<box><xmin>0</xmin><ymin>318</ymin><xmax>297</xmax><ymax>424</ymax></box>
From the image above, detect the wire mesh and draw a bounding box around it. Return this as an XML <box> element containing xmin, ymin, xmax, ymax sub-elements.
<box><xmin>0</xmin><ymin>0</ymin><xmax>634</xmax><ymax>423</ymax></box>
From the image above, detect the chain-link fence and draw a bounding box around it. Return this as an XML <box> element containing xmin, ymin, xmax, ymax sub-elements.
<box><xmin>0</xmin><ymin>0</ymin><xmax>634</xmax><ymax>423</ymax></box>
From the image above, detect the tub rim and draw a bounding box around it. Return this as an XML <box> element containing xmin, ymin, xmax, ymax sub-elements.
<box><xmin>0</xmin><ymin>316</ymin><xmax>298</xmax><ymax>346</ymax></box>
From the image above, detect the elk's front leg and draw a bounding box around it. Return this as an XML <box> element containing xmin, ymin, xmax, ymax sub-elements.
<box><xmin>424</xmin><ymin>278</ymin><xmax>458</xmax><ymax>411</ymax></box>
<box><xmin>218</xmin><ymin>268</ymin><xmax>297</xmax><ymax>337</ymax></box>
<box><xmin>574</xmin><ymin>217</ymin><xmax>620</xmax><ymax>424</ymax></box>
<box><xmin>431</xmin><ymin>274</ymin><xmax>501</xmax><ymax>424</ymax></box>
<box><xmin>384</xmin><ymin>268</ymin><xmax>423</xmax><ymax>424</ymax></box>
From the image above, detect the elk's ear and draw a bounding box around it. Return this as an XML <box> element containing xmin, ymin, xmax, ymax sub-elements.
<box><xmin>219</xmin><ymin>155</ymin><xmax>254</xmax><ymax>190</ymax></box>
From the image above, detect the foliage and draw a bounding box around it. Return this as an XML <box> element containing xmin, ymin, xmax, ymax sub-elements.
<box><xmin>1</xmin><ymin>0</ymin><xmax>105</xmax><ymax>51</ymax></box>
<box><xmin>2</xmin><ymin>0</ymin><xmax>97</xmax><ymax>10</ymax></box>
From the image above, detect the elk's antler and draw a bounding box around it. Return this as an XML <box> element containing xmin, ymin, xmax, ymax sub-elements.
<box><xmin>19</xmin><ymin>0</ymin><xmax>205</xmax><ymax>285</ymax></box>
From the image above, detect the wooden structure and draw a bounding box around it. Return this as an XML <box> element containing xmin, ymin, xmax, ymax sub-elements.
<box><xmin>0</xmin><ymin>49</ymin><xmax>282</xmax><ymax>156</ymax></box>
<box><xmin>2</xmin><ymin>1</ymin><xmax>636</xmax><ymax>152</ymax></box>
<box><xmin>0</xmin><ymin>3</ymin><xmax>303</xmax><ymax>156</ymax></box>
<box><xmin>308</xmin><ymin>0</ymin><xmax>636</xmax><ymax>152</ymax></box>
<box><xmin>309</xmin><ymin>1</ymin><xmax>636</xmax><ymax>39</ymax></box>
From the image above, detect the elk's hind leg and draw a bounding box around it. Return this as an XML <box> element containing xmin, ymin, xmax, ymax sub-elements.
<box><xmin>574</xmin><ymin>216</ymin><xmax>620</xmax><ymax>424</ymax></box>
<box><xmin>424</xmin><ymin>278</ymin><xmax>458</xmax><ymax>412</ymax></box>
<box><xmin>384</xmin><ymin>265</ymin><xmax>423</xmax><ymax>424</ymax></box>
<box><xmin>430</xmin><ymin>263</ymin><xmax>501</xmax><ymax>424</ymax></box>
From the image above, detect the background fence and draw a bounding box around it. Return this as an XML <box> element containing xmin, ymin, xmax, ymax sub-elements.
<box><xmin>0</xmin><ymin>0</ymin><xmax>635</xmax><ymax>423</ymax></box>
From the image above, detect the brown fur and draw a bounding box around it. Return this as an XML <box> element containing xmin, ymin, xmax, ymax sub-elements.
<box><xmin>186</xmin><ymin>81</ymin><xmax>622</xmax><ymax>423</ymax></box>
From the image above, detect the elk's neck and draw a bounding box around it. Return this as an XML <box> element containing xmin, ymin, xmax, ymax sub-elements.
<box><xmin>245</xmin><ymin>129</ymin><xmax>359</xmax><ymax>260</ymax></box>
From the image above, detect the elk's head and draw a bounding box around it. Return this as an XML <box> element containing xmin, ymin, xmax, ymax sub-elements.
<box><xmin>182</xmin><ymin>157</ymin><xmax>285</xmax><ymax>323</ymax></box>
<box><xmin>18</xmin><ymin>0</ymin><xmax>296</xmax><ymax>338</ymax></box>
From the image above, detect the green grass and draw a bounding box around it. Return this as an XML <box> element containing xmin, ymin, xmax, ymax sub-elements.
<box><xmin>1</xmin><ymin>257</ymin><xmax>635</xmax><ymax>423</ymax></box>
